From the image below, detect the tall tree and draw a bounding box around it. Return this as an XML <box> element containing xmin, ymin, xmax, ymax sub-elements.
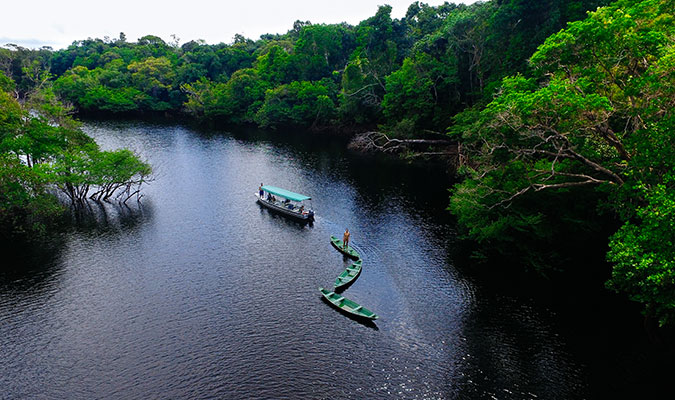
<box><xmin>449</xmin><ymin>0</ymin><xmax>675</xmax><ymax>324</ymax></box>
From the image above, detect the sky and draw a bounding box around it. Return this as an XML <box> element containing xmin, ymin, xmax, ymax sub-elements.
<box><xmin>1</xmin><ymin>0</ymin><xmax>478</xmax><ymax>49</ymax></box>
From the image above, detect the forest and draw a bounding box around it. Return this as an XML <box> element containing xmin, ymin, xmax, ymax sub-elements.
<box><xmin>1</xmin><ymin>0</ymin><xmax>673</xmax><ymax>327</ymax></box>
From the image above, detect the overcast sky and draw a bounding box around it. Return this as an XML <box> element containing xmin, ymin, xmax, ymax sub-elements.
<box><xmin>1</xmin><ymin>0</ymin><xmax>478</xmax><ymax>49</ymax></box>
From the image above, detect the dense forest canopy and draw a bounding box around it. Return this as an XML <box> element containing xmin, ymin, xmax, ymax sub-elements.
<box><xmin>1</xmin><ymin>0</ymin><xmax>607</xmax><ymax>132</ymax></box>
<box><xmin>2</xmin><ymin>0</ymin><xmax>674</xmax><ymax>327</ymax></box>
<box><xmin>450</xmin><ymin>0</ymin><xmax>675</xmax><ymax>325</ymax></box>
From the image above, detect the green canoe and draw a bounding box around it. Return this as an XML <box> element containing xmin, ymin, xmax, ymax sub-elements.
<box><xmin>330</xmin><ymin>235</ymin><xmax>360</xmax><ymax>260</ymax></box>
<box><xmin>334</xmin><ymin>260</ymin><xmax>362</xmax><ymax>289</ymax></box>
<box><xmin>319</xmin><ymin>287</ymin><xmax>378</xmax><ymax>320</ymax></box>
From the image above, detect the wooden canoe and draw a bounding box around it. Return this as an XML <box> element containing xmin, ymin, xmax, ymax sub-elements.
<box><xmin>319</xmin><ymin>287</ymin><xmax>378</xmax><ymax>320</ymax></box>
<box><xmin>330</xmin><ymin>235</ymin><xmax>360</xmax><ymax>260</ymax></box>
<box><xmin>334</xmin><ymin>260</ymin><xmax>362</xmax><ymax>289</ymax></box>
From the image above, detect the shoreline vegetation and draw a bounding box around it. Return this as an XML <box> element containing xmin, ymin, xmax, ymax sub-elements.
<box><xmin>1</xmin><ymin>0</ymin><xmax>674</xmax><ymax>335</ymax></box>
<box><xmin>0</xmin><ymin>71</ymin><xmax>151</xmax><ymax>242</ymax></box>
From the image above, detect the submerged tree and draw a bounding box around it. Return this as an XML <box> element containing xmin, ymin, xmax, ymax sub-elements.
<box><xmin>42</xmin><ymin>145</ymin><xmax>151</xmax><ymax>205</ymax></box>
<box><xmin>0</xmin><ymin>71</ymin><xmax>152</xmax><ymax>238</ymax></box>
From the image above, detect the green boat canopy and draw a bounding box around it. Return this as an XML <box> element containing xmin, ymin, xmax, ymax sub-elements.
<box><xmin>261</xmin><ymin>185</ymin><xmax>311</xmax><ymax>202</ymax></box>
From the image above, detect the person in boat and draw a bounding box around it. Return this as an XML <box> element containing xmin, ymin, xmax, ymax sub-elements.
<box><xmin>259</xmin><ymin>183</ymin><xmax>264</xmax><ymax>199</ymax></box>
<box><xmin>343</xmin><ymin>228</ymin><xmax>350</xmax><ymax>249</ymax></box>
<box><xmin>299</xmin><ymin>205</ymin><xmax>304</xmax><ymax>213</ymax></box>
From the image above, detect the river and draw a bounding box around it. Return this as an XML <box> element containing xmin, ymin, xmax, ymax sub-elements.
<box><xmin>0</xmin><ymin>120</ymin><xmax>664</xmax><ymax>399</ymax></box>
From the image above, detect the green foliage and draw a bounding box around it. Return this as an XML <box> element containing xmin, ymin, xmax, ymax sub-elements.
<box><xmin>405</xmin><ymin>1</ymin><xmax>459</xmax><ymax>40</ymax></box>
<box><xmin>294</xmin><ymin>24</ymin><xmax>356</xmax><ymax>80</ymax></box>
<box><xmin>4</xmin><ymin>1</ymin><xmax>607</xmax><ymax>131</ymax></box>
<box><xmin>183</xmin><ymin>68</ymin><xmax>271</xmax><ymax>123</ymax></box>
<box><xmin>224</xmin><ymin>68</ymin><xmax>272</xmax><ymax>123</ymax></box>
<box><xmin>338</xmin><ymin>56</ymin><xmax>384</xmax><ymax>125</ymax></box>
<box><xmin>27</xmin><ymin>86</ymin><xmax>78</xmax><ymax>128</ymax></box>
<box><xmin>0</xmin><ymin>90</ymin><xmax>22</xmax><ymax>141</ymax></box>
<box><xmin>0</xmin><ymin>154</ymin><xmax>62</xmax><ymax>238</ymax></box>
<box><xmin>0</xmin><ymin>71</ymin><xmax>151</xmax><ymax>239</ymax></box>
<box><xmin>382</xmin><ymin>57</ymin><xmax>434</xmax><ymax>133</ymax></box>
<box><xmin>608</xmin><ymin>176</ymin><xmax>675</xmax><ymax>326</ymax></box>
<box><xmin>255</xmin><ymin>45</ymin><xmax>298</xmax><ymax>85</ymax></box>
<box><xmin>41</xmin><ymin>144</ymin><xmax>152</xmax><ymax>204</ymax></box>
<box><xmin>0</xmin><ymin>71</ymin><xmax>15</xmax><ymax>92</ymax></box>
<box><xmin>82</xmin><ymin>86</ymin><xmax>147</xmax><ymax>113</ymax></box>
<box><xmin>449</xmin><ymin>0</ymin><xmax>675</xmax><ymax>323</ymax></box>
<box><xmin>255</xmin><ymin>79</ymin><xmax>337</xmax><ymax>129</ymax></box>
<box><xmin>128</xmin><ymin>56</ymin><xmax>175</xmax><ymax>108</ymax></box>
<box><xmin>53</xmin><ymin>66</ymin><xmax>97</xmax><ymax>104</ymax></box>
<box><xmin>389</xmin><ymin>118</ymin><xmax>417</xmax><ymax>139</ymax></box>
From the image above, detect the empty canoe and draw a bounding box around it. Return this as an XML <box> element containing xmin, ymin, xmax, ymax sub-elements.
<box><xmin>319</xmin><ymin>287</ymin><xmax>378</xmax><ymax>320</ymax></box>
<box><xmin>330</xmin><ymin>235</ymin><xmax>360</xmax><ymax>260</ymax></box>
<box><xmin>334</xmin><ymin>260</ymin><xmax>362</xmax><ymax>289</ymax></box>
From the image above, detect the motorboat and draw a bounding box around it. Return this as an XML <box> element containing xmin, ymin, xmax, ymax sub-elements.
<box><xmin>255</xmin><ymin>185</ymin><xmax>315</xmax><ymax>222</ymax></box>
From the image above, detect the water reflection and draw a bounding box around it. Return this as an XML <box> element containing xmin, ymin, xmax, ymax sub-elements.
<box><xmin>69</xmin><ymin>199</ymin><xmax>152</xmax><ymax>233</ymax></box>
<box><xmin>458</xmin><ymin>292</ymin><xmax>587</xmax><ymax>399</ymax></box>
<box><xmin>1</xmin><ymin>239</ymin><xmax>64</xmax><ymax>292</ymax></box>
<box><xmin>0</xmin><ymin>119</ymin><xmax>608</xmax><ymax>399</ymax></box>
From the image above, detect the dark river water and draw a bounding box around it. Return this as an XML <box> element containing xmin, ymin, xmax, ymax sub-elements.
<box><xmin>0</xmin><ymin>120</ymin><xmax>666</xmax><ymax>399</ymax></box>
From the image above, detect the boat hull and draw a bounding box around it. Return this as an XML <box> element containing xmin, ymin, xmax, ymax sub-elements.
<box><xmin>334</xmin><ymin>260</ymin><xmax>362</xmax><ymax>289</ymax></box>
<box><xmin>330</xmin><ymin>235</ymin><xmax>360</xmax><ymax>260</ymax></box>
<box><xmin>255</xmin><ymin>194</ymin><xmax>314</xmax><ymax>221</ymax></box>
<box><xmin>319</xmin><ymin>287</ymin><xmax>378</xmax><ymax>320</ymax></box>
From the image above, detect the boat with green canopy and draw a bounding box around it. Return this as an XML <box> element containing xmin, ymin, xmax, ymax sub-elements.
<box><xmin>334</xmin><ymin>260</ymin><xmax>362</xmax><ymax>289</ymax></box>
<box><xmin>330</xmin><ymin>235</ymin><xmax>360</xmax><ymax>260</ymax></box>
<box><xmin>255</xmin><ymin>185</ymin><xmax>314</xmax><ymax>221</ymax></box>
<box><xmin>319</xmin><ymin>287</ymin><xmax>378</xmax><ymax>320</ymax></box>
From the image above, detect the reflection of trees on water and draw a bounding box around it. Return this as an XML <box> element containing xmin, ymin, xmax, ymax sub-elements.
<box><xmin>1</xmin><ymin>235</ymin><xmax>65</xmax><ymax>293</ymax></box>
<box><xmin>69</xmin><ymin>198</ymin><xmax>153</xmax><ymax>235</ymax></box>
<box><xmin>198</xmin><ymin>124</ymin><xmax>454</xmax><ymax>220</ymax></box>
<box><xmin>457</xmin><ymin>293</ymin><xmax>587</xmax><ymax>399</ymax></box>
<box><xmin>1</xmin><ymin>200</ymin><xmax>153</xmax><ymax>290</ymax></box>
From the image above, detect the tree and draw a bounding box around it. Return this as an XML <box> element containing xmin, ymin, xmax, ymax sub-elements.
<box><xmin>255</xmin><ymin>79</ymin><xmax>337</xmax><ymax>128</ymax></box>
<box><xmin>255</xmin><ymin>44</ymin><xmax>298</xmax><ymax>85</ymax></box>
<box><xmin>182</xmin><ymin>68</ymin><xmax>272</xmax><ymax>123</ymax></box>
<box><xmin>128</xmin><ymin>56</ymin><xmax>175</xmax><ymax>110</ymax></box>
<box><xmin>338</xmin><ymin>55</ymin><xmax>385</xmax><ymax>126</ymax></box>
<box><xmin>2</xmin><ymin>0</ymin><xmax>611</xmax><ymax>132</ymax></box>
<box><xmin>405</xmin><ymin>1</ymin><xmax>458</xmax><ymax>40</ymax></box>
<box><xmin>0</xmin><ymin>154</ymin><xmax>62</xmax><ymax>238</ymax></box>
<box><xmin>0</xmin><ymin>69</ymin><xmax>152</xmax><ymax>239</ymax></box>
<box><xmin>449</xmin><ymin>0</ymin><xmax>675</xmax><ymax>324</ymax></box>
<box><xmin>608</xmin><ymin>176</ymin><xmax>675</xmax><ymax>326</ymax></box>
<box><xmin>293</xmin><ymin>24</ymin><xmax>356</xmax><ymax>81</ymax></box>
<box><xmin>53</xmin><ymin>65</ymin><xmax>97</xmax><ymax>105</ymax></box>
<box><xmin>381</xmin><ymin>57</ymin><xmax>435</xmax><ymax>136</ymax></box>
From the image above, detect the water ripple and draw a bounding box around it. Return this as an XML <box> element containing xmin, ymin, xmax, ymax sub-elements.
<box><xmin>0</xmin><ymin>121</ymin><xmax>591</xmax><ymax>399</ymax></box>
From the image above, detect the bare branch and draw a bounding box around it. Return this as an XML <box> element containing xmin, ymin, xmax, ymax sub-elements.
<box><xmin>343</xmin><ymin>83</ymin><xmax>379</xmax><ymax>97</ymax></box>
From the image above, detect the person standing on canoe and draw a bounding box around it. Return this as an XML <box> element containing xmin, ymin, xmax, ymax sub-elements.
<box><xmin>343</xmin><ymin>228</ymin><xmax>350</xmax><ymax>249</ymax></box>
<box><xmin>259</xmin><ymin>183</ymin><xmax>264</xmax><ymax>199</ymax></box>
